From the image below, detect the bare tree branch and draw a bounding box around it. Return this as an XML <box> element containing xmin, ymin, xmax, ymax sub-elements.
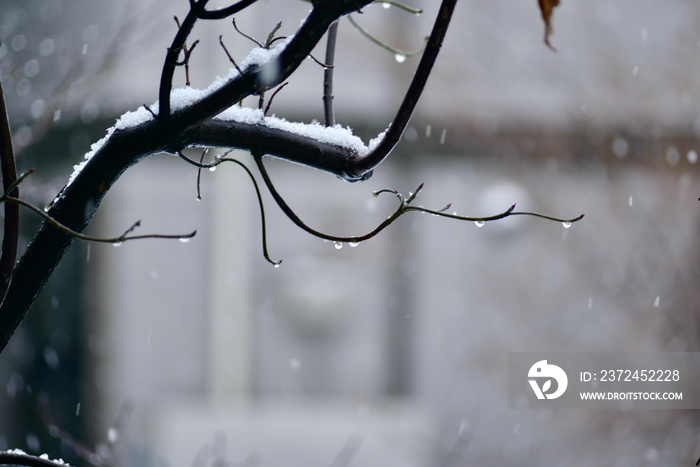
<box><xmin>0</xmin><ymin>79</ymin><xmax>19</xmax><ymax>306</ymax></box>
<box><xmin>351</xmin><ymin>0</ymin><xmax>458</xmax><ymax>175</ymax></box>
<box><xmin>0</xmin><ymin>451</ymin><xmax>70</xmax><ymax>467</ymax></box>
<box><xmin>323</xmin><ymin>20</ymin><xmax>339</xmax><ymax>126</ymax></box>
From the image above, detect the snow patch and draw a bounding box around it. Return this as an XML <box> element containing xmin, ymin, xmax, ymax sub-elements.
<box><xmin>6</xmin><ymin>449</ymin><xmax>27</xmax><ymax>455</ymax></box>
<box><xmin>2</xmin><ymin>450</ymin><xmax>70</xmax><ymax>466</ymax></box>
<box><xmin>65</xmin><ymin>36</ymin><xmax>382</xmax><ymax>188</ymax></box>
<box><xmin>216</xmin><ymin>105</ymin><xmax>372</xmax><ymax>157</ymax></box>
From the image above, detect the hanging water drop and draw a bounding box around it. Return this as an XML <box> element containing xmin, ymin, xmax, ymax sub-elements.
<box><xmin>474</xmin><ymin>220</ymin><xmax>485</xmax><ymax>228</ymax></box>
<box><xmin>349</xmin><ymin>241</ymin><xmax>359</xmax><ymax>248</ymax></box>
<box><xmin>208</xmin><ymin>165</ymin><xmax>217</xmax><ymax>172</ymax></box>
<box><xmin>273</xmin><ymin>263</ymin><xmax>281</xmax><ymax>269</ymax></box>
<box><xmin>562</xmin><ymin>222</ymin><xmax>572</xmax><ymax>229</ymax></box>
<box><xmin>113</xmin><ymin>241</ymin><xmax>122</xmax><ymax>248</ymax></box>
<box><xmin>382</xmin><ymin>2</ymin><xmax>391</xmax><ymax>8</ymax></box>
<box><xmin>394</xmin><ymin>53</ymin><xmax>406</xmax><ymax>63</ymax></box>
<box><xmin>179</xmin><ymin>237</ymin><xmax>190</xmax><ymax>243</ymax></box>
<box><xmin>334</xmin><ymin>241</ymin><xmax>343</xmax><ymax>249</ymax></box>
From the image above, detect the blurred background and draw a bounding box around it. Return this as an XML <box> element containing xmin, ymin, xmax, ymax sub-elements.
<box><xmin>1</xmin><ymin>0</ymin><xmax>699</xmax><ymax>465</ymax></box>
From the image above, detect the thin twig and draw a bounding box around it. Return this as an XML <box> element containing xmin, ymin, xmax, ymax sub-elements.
<box><xmin>232</xmin><ymin>18</ymin><xmax>263</xmax><ymax>47</ymax></box>
<box><xmin>307</xmin><ymin>53</ymin><xmax>333</xmax><ymax>68</ymax></box>
<box><xmin>347</xmin><ymin>14</ymin><xmax>424</xmax><ymax>57</ymax></box>
<box><xmin>323</xmin><ymin>20</ymin><xmax>339</xmax><ymax>127</ymax></box>
<box><xmin>177</xmin><ymin>151</ymin><xmax>281</xmax><ymax>265</ymax></box>
<box><xmin>173</xmin><ymin>17</ymin><xmax>200</xmax><ymax>86</ymax></box>
<box><xmin>254</xmin><ymin>155</ymin><xmax>583</xmax><ymax>249</ymax></box>
<box><xmin>196</xmin><ymin>147</ymin><xmax>208</xmax><ymax>199</ymax></box>
<box><xmin>263</xmin><ymin>82</ymin><xmax>288</xmax><ymax>116</ymax></box>
<box><xmin>0</xmin><ymin>195</ymin><xmax>196</xmax><ymax>244</ymax></box>
<box><xmin>219</xmin><ymin>35</ymin><xmax>243</xmax><ymax>74</ymax></box>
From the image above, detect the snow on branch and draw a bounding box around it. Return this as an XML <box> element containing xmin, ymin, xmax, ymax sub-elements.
<box><xmin>0</xmin><ymin>450</ymin><xmax>70</xmax><ymax>467</ymax></box>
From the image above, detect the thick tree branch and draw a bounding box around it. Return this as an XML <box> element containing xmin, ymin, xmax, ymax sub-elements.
<box><xmin>159</xmin><ymin>1</ymin><xmax>205</xmax><ymax>121</ymax></box>
<box><xmin>185</xmin><ymin>120</ymin><xmax>367</xmax><ymax>181</ymax></box>
<box><xmin>0</xmin><ymin>451</ymin><xmax>69</xmax><ymax>467</ymax></box>
<box><xmin>0</xmin><ymin>120</ymin><xmax>163</xmax><ymax>351</ymax></box>
<box><xmin>351</xmin><ymin>0</ymin><xmax>457</xmax><ymax>175</ymax></box>
<box><xmin>0</xmin><ymin>79</ymin><xmax>19</xmax><ymax>306</ymax></box>
<box><xmin>194</xmin><ymin>0</ymin><xmax>259</xmax><ymax>20</ymax></box>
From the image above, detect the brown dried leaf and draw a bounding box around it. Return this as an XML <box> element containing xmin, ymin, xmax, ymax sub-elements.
<box><xmin>538</xmin><ymin>0</ymin><xmax>560</xmax><ymax>50</ymax></box>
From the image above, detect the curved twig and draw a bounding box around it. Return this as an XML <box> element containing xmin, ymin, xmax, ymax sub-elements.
<box><xmin>347</xmin><ymin>14</ymin><xmax>424</xmax><ymax>58</ymax></box>
<box><xmin>232</xmin><ymin>18</ymin><xmax>264</xmax><ymax>48</ymax></box>
<box><xmin>177</xmin><ymin>151</ymin><xmax>281</xmax><ymax>265</ymax></box>
<box><xmin>1</xmin><ymin>195</ymin><xmax>196</xmax><ymax>244</ymax></box>
<box><xmin>194</xmin><ymin>0</ymin><xmax>259</xmax><ymax>20</ymax></box>
<box><xmin>351</xmin><ymin>0</ymin><xmax>458</xmax><ymax>176</ymax></box>
<box><xmin>172</xmin><ymin>14</ymin><xmax>200</xmax><ymax>87</ymax></box>
<box><xmin>263</xmin><ymin>82</ymin><xmax>288</xmax><ymax>116</ymax></box>
<box><xmin>254</xmin><ymin>155</ymin><xmax>583</xmax><ymax>249</ymax></box>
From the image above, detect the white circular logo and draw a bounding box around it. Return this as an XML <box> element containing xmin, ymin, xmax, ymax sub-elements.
<box><xmin>528</xmin><ymin>360</ymin><xmax>568</xmax><ymax>400</ymax></box>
